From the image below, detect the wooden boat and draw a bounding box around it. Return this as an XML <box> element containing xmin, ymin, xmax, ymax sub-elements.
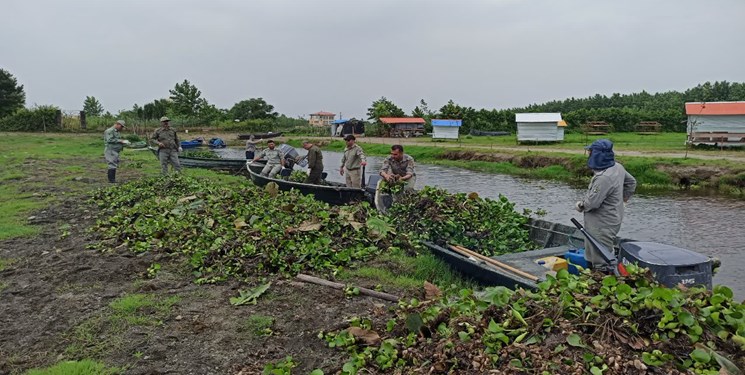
<box><xmin>246</xmin><ymin>162</ymin><xmax>370</xmax><ymax>206</ymax></box>
<box><xmin>422</xmin><ymin>219</ymin><xmax>588</xmax><ymax>290</ymax></box>
<box><xmin>181</xmin><ymin>138</ymin><xmax>204</xmax><ymax>149</ymax></box>
<box><xmin>469</xmin><ymin>129</ymin><xmax>510</xmax><ymax>137</ymax></box>
<box><xmin>148</xmin><ymin>147</ymin><xmax>263</xmax><ymax>172</ymax></box>
<box><xmin>237</xmin><ymin>132</ymin><xmax>283</xmax><ymax>140</ymax></box>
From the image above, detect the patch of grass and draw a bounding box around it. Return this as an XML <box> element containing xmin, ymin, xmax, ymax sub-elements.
<box><xmin>0</xmin><ymin>282</ymin><xmax>7</xmax><ymax>293</ymax></box>
<box><xmin>64</xmin><ymin>316</ymin><xmax>121</xmax><ymax>359</ymax></box>
<box><xmin>0</xmin><ymin>257</ymin><xmax>16</xmax><ymax>271</ymax></box>
<box><xmin>109</xmin><ymin>293</ymin><xmax>180</xmax><ymax>326</ymax></box>
<box><xmin>339</xmin><ymin>251</ymin><xmax>477</xmax><ymax>292</ymax></box>
<box><xmin>0</xmin><ymin>185</ymin><xmax>44</xmax><ymax>240</ymax></box>
<box><xmin>241</xmin><ymin>314</ymin><xmax>275</xmax><ymax>336</ymax></box>
<box><xmin>25</xmin><ymin>359</ymin><xmax>121</xmax><ymax>375</ymax></box>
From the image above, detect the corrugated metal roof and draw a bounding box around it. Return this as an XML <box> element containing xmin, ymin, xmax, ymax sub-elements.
<box><xmin>332</xmin><ymin>119</ymin><xmax>349</xmax><ymax>124</ymax></box>
<box><xmin>311</xmin><ymin>111</ymin><xmax>336</xmax><ymax>116</ymax></box>
<box><xmin>379</xmin><ymin>117</ymin><xmax>425</xmax><ymax>124</ymax></box>
<box><xmin>685</xmin><ymin>102</ymin><xmax>745</xmax><ymax>115</ymax></box>
<box><xmin>431</xmin><ymin>119</ymin><xmax>462</xmax><ymax>127</ymax></box>
<box><xmin>515</xmin><ymin>113</ymin><xmax>563</xmax><ymax>122</ymax></box>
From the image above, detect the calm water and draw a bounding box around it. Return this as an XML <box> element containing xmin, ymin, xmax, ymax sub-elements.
<box><xmin>219</xmin><ymin>147</ymin><xmax>745</xmax><ymax>299</ymax></box>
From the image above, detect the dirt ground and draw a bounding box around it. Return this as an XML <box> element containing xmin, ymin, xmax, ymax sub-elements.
<box><xmin>0</xmin><ymin>167</ymin><xmax>396</xmax><ymax>374</ymax></box>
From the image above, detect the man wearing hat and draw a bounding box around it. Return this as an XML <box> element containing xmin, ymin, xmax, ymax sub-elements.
<box><xmin>103</xmin><ymin>119</ymin><xmax>129</xmax><ymax>183</ymax></box>
<box><xmin>297</xmin><ymin>140</ymin><xmax>324</xmax><ymax>184</ymax></box>
<box><xmin>252</xmin><ymin>139</ymin><xmax>285</xmax><ymax>178</ymax></box>
<box><xmin>151</xmin><ymin>116</ymin><xmax>182</xmax><ymax>175</ymax></box>
<box><xmin>339</xmin><ymin>134</ymin><xmax>367</xmax><ymax>188</ymax></box>
<box><xmin>575</xmin><ymin>139</ymin><xmax>636</xmax><ymax>270</ymax></box>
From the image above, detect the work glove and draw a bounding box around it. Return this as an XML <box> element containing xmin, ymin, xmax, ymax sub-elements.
<box><xmin>575</xmin><ymin>201</ymin><xmax>584</xmax><ymax>212</ymax></box>
<box><xmin>178</xmin><ymin>147</ymin><xmax>183</xmax><ymax>152</ymax></box>
<box><xmin>121</xmin><ymin>139</ymin><xmax>131</xmax><ymax>145</ymax></box>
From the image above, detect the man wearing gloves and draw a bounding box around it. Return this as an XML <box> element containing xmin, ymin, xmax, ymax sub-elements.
<box><xmin>575</xmin><ymin>139</ymin><xmax>636</xmax><ymax>270</ymax></box>
<box><xmin>151</xmin><ymin>116</ymin><xmax>182</xmax><ymax>175</ymax></box>
<box><xmin>103</xmin><ymin>119</ymin><xmax>129</xmax><ymax>183</ymax></box>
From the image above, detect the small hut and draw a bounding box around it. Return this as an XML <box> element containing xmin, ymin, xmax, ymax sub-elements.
<box><xmin>686</xmin><ymin>102</ymin><xmax>745</xmax><ymax>146</ymax></box>
<box><xmin>516</xmin><ymin>113</ymin><xmax>565</xmax><ymax>142</ymax></box>
<box><xmin>332</xmin><ymin>119</ymin><xmax>364</xmax><ymax>137</ymax></box>
<box><xmin>431</xmin><ymin>119</ymin><xmax>462</xmax><ymax>139</ymax></box>
<box><xmin>380</xmin><ymin>117</ymin><xmax>425</xmax><ymax>137</ymax></box>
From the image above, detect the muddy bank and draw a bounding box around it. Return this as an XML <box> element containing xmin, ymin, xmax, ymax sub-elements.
<box><xmin>439</xmin><ymin>150</ymin><xmax>745</xmax><ymax>190</ymax></box>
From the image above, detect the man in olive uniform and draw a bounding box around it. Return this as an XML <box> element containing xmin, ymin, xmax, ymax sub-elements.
<box><xmin>253</xmin><ymin>139</ymin><xmax>285</xmax><ymax>178</ymax></box>
<box><xmin>297</xmin><ymin>140</ymin><xmax>324</xmax><ymax>184</ymax></box>
<box><xmin>379</xmin><ymin>144</ymin><xmax>416</xmax><ymax>190</ymax></box>
<box><xmin>339</xmin><ymin>134</ymin><xmax>367</xmax><ymax>188</ymax></box>
<box><xmin>575</xmin><ymin>139</ymin><xmax>636</xmax><ymax>270</ymax></box>
<box><xmin>151</xmin><ymin>116</ymin><xmax>182</xmax><ymax>175</ymax></box>
<box><xmin>103</xmin><ymin>119</ymin><xmax>129</xmax><ymax>183</ymax></box>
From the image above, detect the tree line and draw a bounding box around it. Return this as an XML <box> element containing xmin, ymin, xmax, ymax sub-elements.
<box><xmin>1</xmin><ymin>66</ymin><xmax>744</xmax><ymax>133</ymax></box>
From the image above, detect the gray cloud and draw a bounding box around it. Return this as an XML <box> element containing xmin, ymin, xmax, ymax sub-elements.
<box><xmin>3</xmin><ymin>0</ymin><xmax>744</xmax><ymax>119</ymax></box>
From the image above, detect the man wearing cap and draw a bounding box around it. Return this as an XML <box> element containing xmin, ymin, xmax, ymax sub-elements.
<box><xmin>575</xmin><ymin>139</ymin><xmax>637</xmax><ymax>270</ymax></box>
<box><xmin>252</xmin><ymin>139</ymin><xmax>285</xmax><ymax>178</ymax></box>
<box><xmin>151</xmin><ymin>116</ymin><xmax>182</xmax><ymax>175</ymax></box>
<box><xmin>103</xmin><ymin>120</ymin><xmax>129</xmax><ymax>183</ymax></box>
<box><xmin>339</xmin><ymin>134</ymin><xmax>367</xmax><ymax>188</ymax></box>
<box><xmin>379</xmin><ymin>144</ymin><xmax>416</xmax><ymax>190</ymax></box>
<box><xmin>296</xmin><ymin>140</ymin><xmax>324</xmax><ymax>184</ymax></box>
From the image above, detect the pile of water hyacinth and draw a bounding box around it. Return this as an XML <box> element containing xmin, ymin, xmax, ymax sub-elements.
<box><xmin>90</xmin><ymin>176</ymin><xmax>533</xmax><ymax>283</ymax></box>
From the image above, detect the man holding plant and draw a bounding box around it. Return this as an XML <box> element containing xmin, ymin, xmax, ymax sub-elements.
<box><xmin>379</xmin><ymin>144</ymin><xmax>416</xmax><ymax>191</ymax></box>
<box><xmin>103</xmin><ymin>119</ymin><xmax>129</xmax><ymax>183</ymax></box>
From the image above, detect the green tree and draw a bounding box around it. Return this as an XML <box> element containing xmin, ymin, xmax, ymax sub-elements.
<box><xmin>366</xmin><ymin>96</ymin><xmax>404</xmax><ymax>121</ymax></box>
<box><xmin>0</xmin><ymin>68</ymin><xmax>26</xmax><ymax>118</ymax></box>
<box><xmin>229</xmin><ymin>98</ymin><xmax>279</xmax><ymax>120</ymax></box>
<box><xmin>83</xmin><ymin>96</ymin><xmax>104</xmax><ymax>117</ymax></box>
<box><xmin>169</xmin><ymin>79</ymin><xmax>205</xmax><ymax>118</ymax></box>
<box><xmin>143</xmin><ymin>98</ymin><xmax>172</xmax><ymax>120</ymax></box>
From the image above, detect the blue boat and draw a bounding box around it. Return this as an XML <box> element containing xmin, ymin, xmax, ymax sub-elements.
<box><xmin>181</xmin><ymin>138</ymin><xmax>204</xmax><ymax>149</ymax></box>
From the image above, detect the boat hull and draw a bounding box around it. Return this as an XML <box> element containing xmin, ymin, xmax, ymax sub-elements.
<box><xmin>247</xmin><ymin>165</ymin><xmax>369</xmax><ymax>206</ymax></box>
<box><xmin>148</xmin><ymin>147</ymin><xmax>258</xmax><ymax>172</ymax></box>
<box><xmin>237</xmin><ymin>132</ymin><xmax>283</xmax><ymax>140</ymax></box>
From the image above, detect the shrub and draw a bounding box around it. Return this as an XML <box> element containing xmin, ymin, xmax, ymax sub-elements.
<box><xmin>0</xmin><ymin>105</ymin><xmax>59</xmax><ymax>131</ymax></box>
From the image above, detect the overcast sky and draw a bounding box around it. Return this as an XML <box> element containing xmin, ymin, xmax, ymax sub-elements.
<box><xmin>3</xmin><ymin>0</ymin><xmax>745</xmax><ymax>119</ymax></box>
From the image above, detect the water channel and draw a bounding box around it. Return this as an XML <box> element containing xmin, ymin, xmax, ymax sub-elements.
<box><xmin>220</xmin><ymin>148</ymin><xmax>745</xmax><ymax>299</ymax></box>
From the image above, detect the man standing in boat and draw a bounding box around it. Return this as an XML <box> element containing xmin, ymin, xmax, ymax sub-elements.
<box><xmin>151</xmin><ymin>116</ymin><xmax>182</xmax><ymax>175</ymax></box>
<box><xmin>245</xmin><ymin>135</ymin><xmax>257</xmax><ymax>160</ymax></box>
<box><xmin>339</xmin><ymin>134</ymin><xmax>367</xmax><ymax>188</ymax></box>
<box><xmin>575</xmin><ymin>139</ymin><xmax>636</xmax><ymax>270</ymax></box>
<box><xmin>379</xmin><ymin>144</ymin><xmax>416</xmax><ymax>190</ymax></box>
<box><xmin>103</xmin><ymin>119</ymin><xmax>129</xmax><ymax>183</ymax></box>
<box><xmin>296</xmin><ymin>140</ymin><xmax>324</xmax><ymax>184</ymax></box>
<box><xmin>253</xmin><ymin>139</ymin><xmax>285</xmax><ymax>178</ymax></box>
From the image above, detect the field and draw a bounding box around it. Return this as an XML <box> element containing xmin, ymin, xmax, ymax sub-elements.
<box><xmin>2</xmin><ymin>132</ymin><xmax>744</xmax><ymax>374</ymax></box>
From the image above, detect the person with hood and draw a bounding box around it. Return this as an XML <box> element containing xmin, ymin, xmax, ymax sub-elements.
<box><xmin>575</xmin><ymin>139</ymin><xmax>636</xmax><ymax>270</ymax></box>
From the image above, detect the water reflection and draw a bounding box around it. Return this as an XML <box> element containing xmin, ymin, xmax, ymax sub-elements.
<box><xmin>219</xmin><ymin>147</ymin><xmax>745</xmax><ymax>299</ymax></box>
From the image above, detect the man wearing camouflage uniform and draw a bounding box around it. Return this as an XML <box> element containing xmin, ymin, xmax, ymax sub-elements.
<box><xmin>339</xmin><ymin>134</ymin><xmax>367</xmax><ymax>188</ymax></box>
<box><xmin>151</xmin><ymin>116</ymin><xmax>182</xmax><ymax>175</ymax></box>
<box><xmin>575</xmin><ymin>139</ymin><xmax>637</xmax><ymax>270</ymax></box>
<box><xmin>379</xmin><ymin>144</ymin><xmax>416</xmax><ymax>190</ymax></box>
<box><xmin>253</xmin><ymin>139</ymin><xmax>285</xmax><ymax>178</ymax></box>
<box><xmin>103</xmin><ymin>119</ymin><xmax>129</xmax><ymax>183</ymax></box>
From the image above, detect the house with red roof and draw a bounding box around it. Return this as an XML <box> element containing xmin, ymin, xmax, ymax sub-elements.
<box><xmin>309</xmin><ymin>111</ymin><xmax>336</xmax><ymax>127</ymax></box>
<box><xmin>685</xmin><ymin>102</ymin><xmax>745</xmax><ymax>146</ymax></box>
<box><xmin>379</xmin><ymin>117</ymin><xmax>426</xmax><ymax>137</ymax></box>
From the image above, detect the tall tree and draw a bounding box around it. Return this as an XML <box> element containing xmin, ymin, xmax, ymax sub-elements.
<box><xmin>366</xmin><ymin>96</ymin><xmax>404</xmax><ymax>121</ymax></box>
<box><xmin>229</xmin><ymin>98</ymin><xmax>279</xmax><ymax>120</ymax></box>
<box><xmin>143</xmin><ymin>98</ymin><xmax>172</xmax><ymax>120</ymax></box>
<box><xmin>0</xmin><ymin>68</ymin><xmax>26</xmax><ymax>118</ymax></box>
<box><xmin>169</xmin><ymin>79</ymin><xmax>205</xmax><ymax>118</ymax></box>
<box><xmin>83</xmin><ymin>96</ymin><xmax>104</xmax><ymax>116</ymax></box>
<box><xmin>437</xmin><ymin>99</ymin><xmax>464</xmax><ymax>119</ymax></box>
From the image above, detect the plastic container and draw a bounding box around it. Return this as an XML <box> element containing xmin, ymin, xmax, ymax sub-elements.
<box><xmin>536</xmin><ymin>256</ymin><xmax>568</xmax><ymax>271</ymax></box>
<box><xmin>564</xmin><ymin>248</ymin><xmax>588</xmax><ymax>275</ymax></box>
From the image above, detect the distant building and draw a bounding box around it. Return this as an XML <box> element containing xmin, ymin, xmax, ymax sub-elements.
<box><xmin>685</xmin><ymin>102</ymin><xmax>745</xmax><ymax>146</ymax></box>
<box><xmin>332</xmin><ymin>118</ymin><xmax>365</xmax><ymax>137</ymax></box>
<box><xmin>309</xmin><ymin>111</ymin><xmax>336</xmax><ymax>127</ymax></box>
<box><xmin>516</xmin><ymin>113</ymin><xmax>565</xmax><ymax>142</ymax></box>
<box><xmin>431</xmin><ymin>119</ymin><xmax>462</xmax><ymax>140</ymax></box>
<box><xmin>380</xmin><ymin>117</ymin><xmax>425</xmax><ymax>137</ymax></box>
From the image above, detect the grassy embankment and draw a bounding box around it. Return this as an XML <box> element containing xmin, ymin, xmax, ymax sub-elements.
<box><xmin>288</xmin><ymin>132</ymin><xmax>745</xmax><ymax>196</ymax></box>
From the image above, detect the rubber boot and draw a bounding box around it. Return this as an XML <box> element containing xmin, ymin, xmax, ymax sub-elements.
<box><xmin>107</xmin><ymin>169</ymin><xmax>116</xmax><ymax>183</ymax></box>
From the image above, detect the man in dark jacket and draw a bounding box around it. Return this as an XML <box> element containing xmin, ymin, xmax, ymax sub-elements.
<box><xmin>298</xmin><ymin>140</ymin><xmax>324</xmax><ymax>184</ymax></box>
<box><xmin>575</xmin><ymin>139</ymin><xmax>637</xmax><ymax>270</ymax></box>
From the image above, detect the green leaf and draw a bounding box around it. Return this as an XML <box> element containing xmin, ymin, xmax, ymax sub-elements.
<box><xmin>567</xmin><ymin>333</ymin><xmax>586</xmax><ymax>348</ymax></box>
<box><xmin>678</xmin><ymin>311</ymin><xmax>695</xmax><ymax>327</ymax></box>
<box><xmin>230</xmin><ymin>282</ymin><xmax>271</xmax><ymax>306</ymax></box>
<box><xmin>689</xmin><ymin>348</ymin><xmax>711</xmax><ymax>364</ymax></box>
<box><xmin>310</xmin><ymin>370</ymin><xmax>324</xmax><ymax>375</ymax></box>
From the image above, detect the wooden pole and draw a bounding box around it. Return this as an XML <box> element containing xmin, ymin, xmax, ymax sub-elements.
<box><xmin>449</xmin><ymin>245</ymin><xmax>540</xmax><ymax>282</ymax></box>
<box><xmin>296</xmin><ymin>273</ymin><xmax>400</xmax><ymax>302</ymax></box>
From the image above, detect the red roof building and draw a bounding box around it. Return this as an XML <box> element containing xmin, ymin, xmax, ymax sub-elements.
<box><xmin>685</xmin><ymin>102</ymin><xmax>745</xmax><ymax>146</ymax></box>
<box><xmin>309</xmin><ymin>111</ymin><xmax>336</xmax><ymax>127</ymax></box>
<box><xmin>379</xmin><ymin>117</ymin><xmax>426</xmax><ymax>137</ymax></box>
<box><xmin>685</xmin><ymin>102</ymin><xmax>745</xmax><ymax>115</ymax></box>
